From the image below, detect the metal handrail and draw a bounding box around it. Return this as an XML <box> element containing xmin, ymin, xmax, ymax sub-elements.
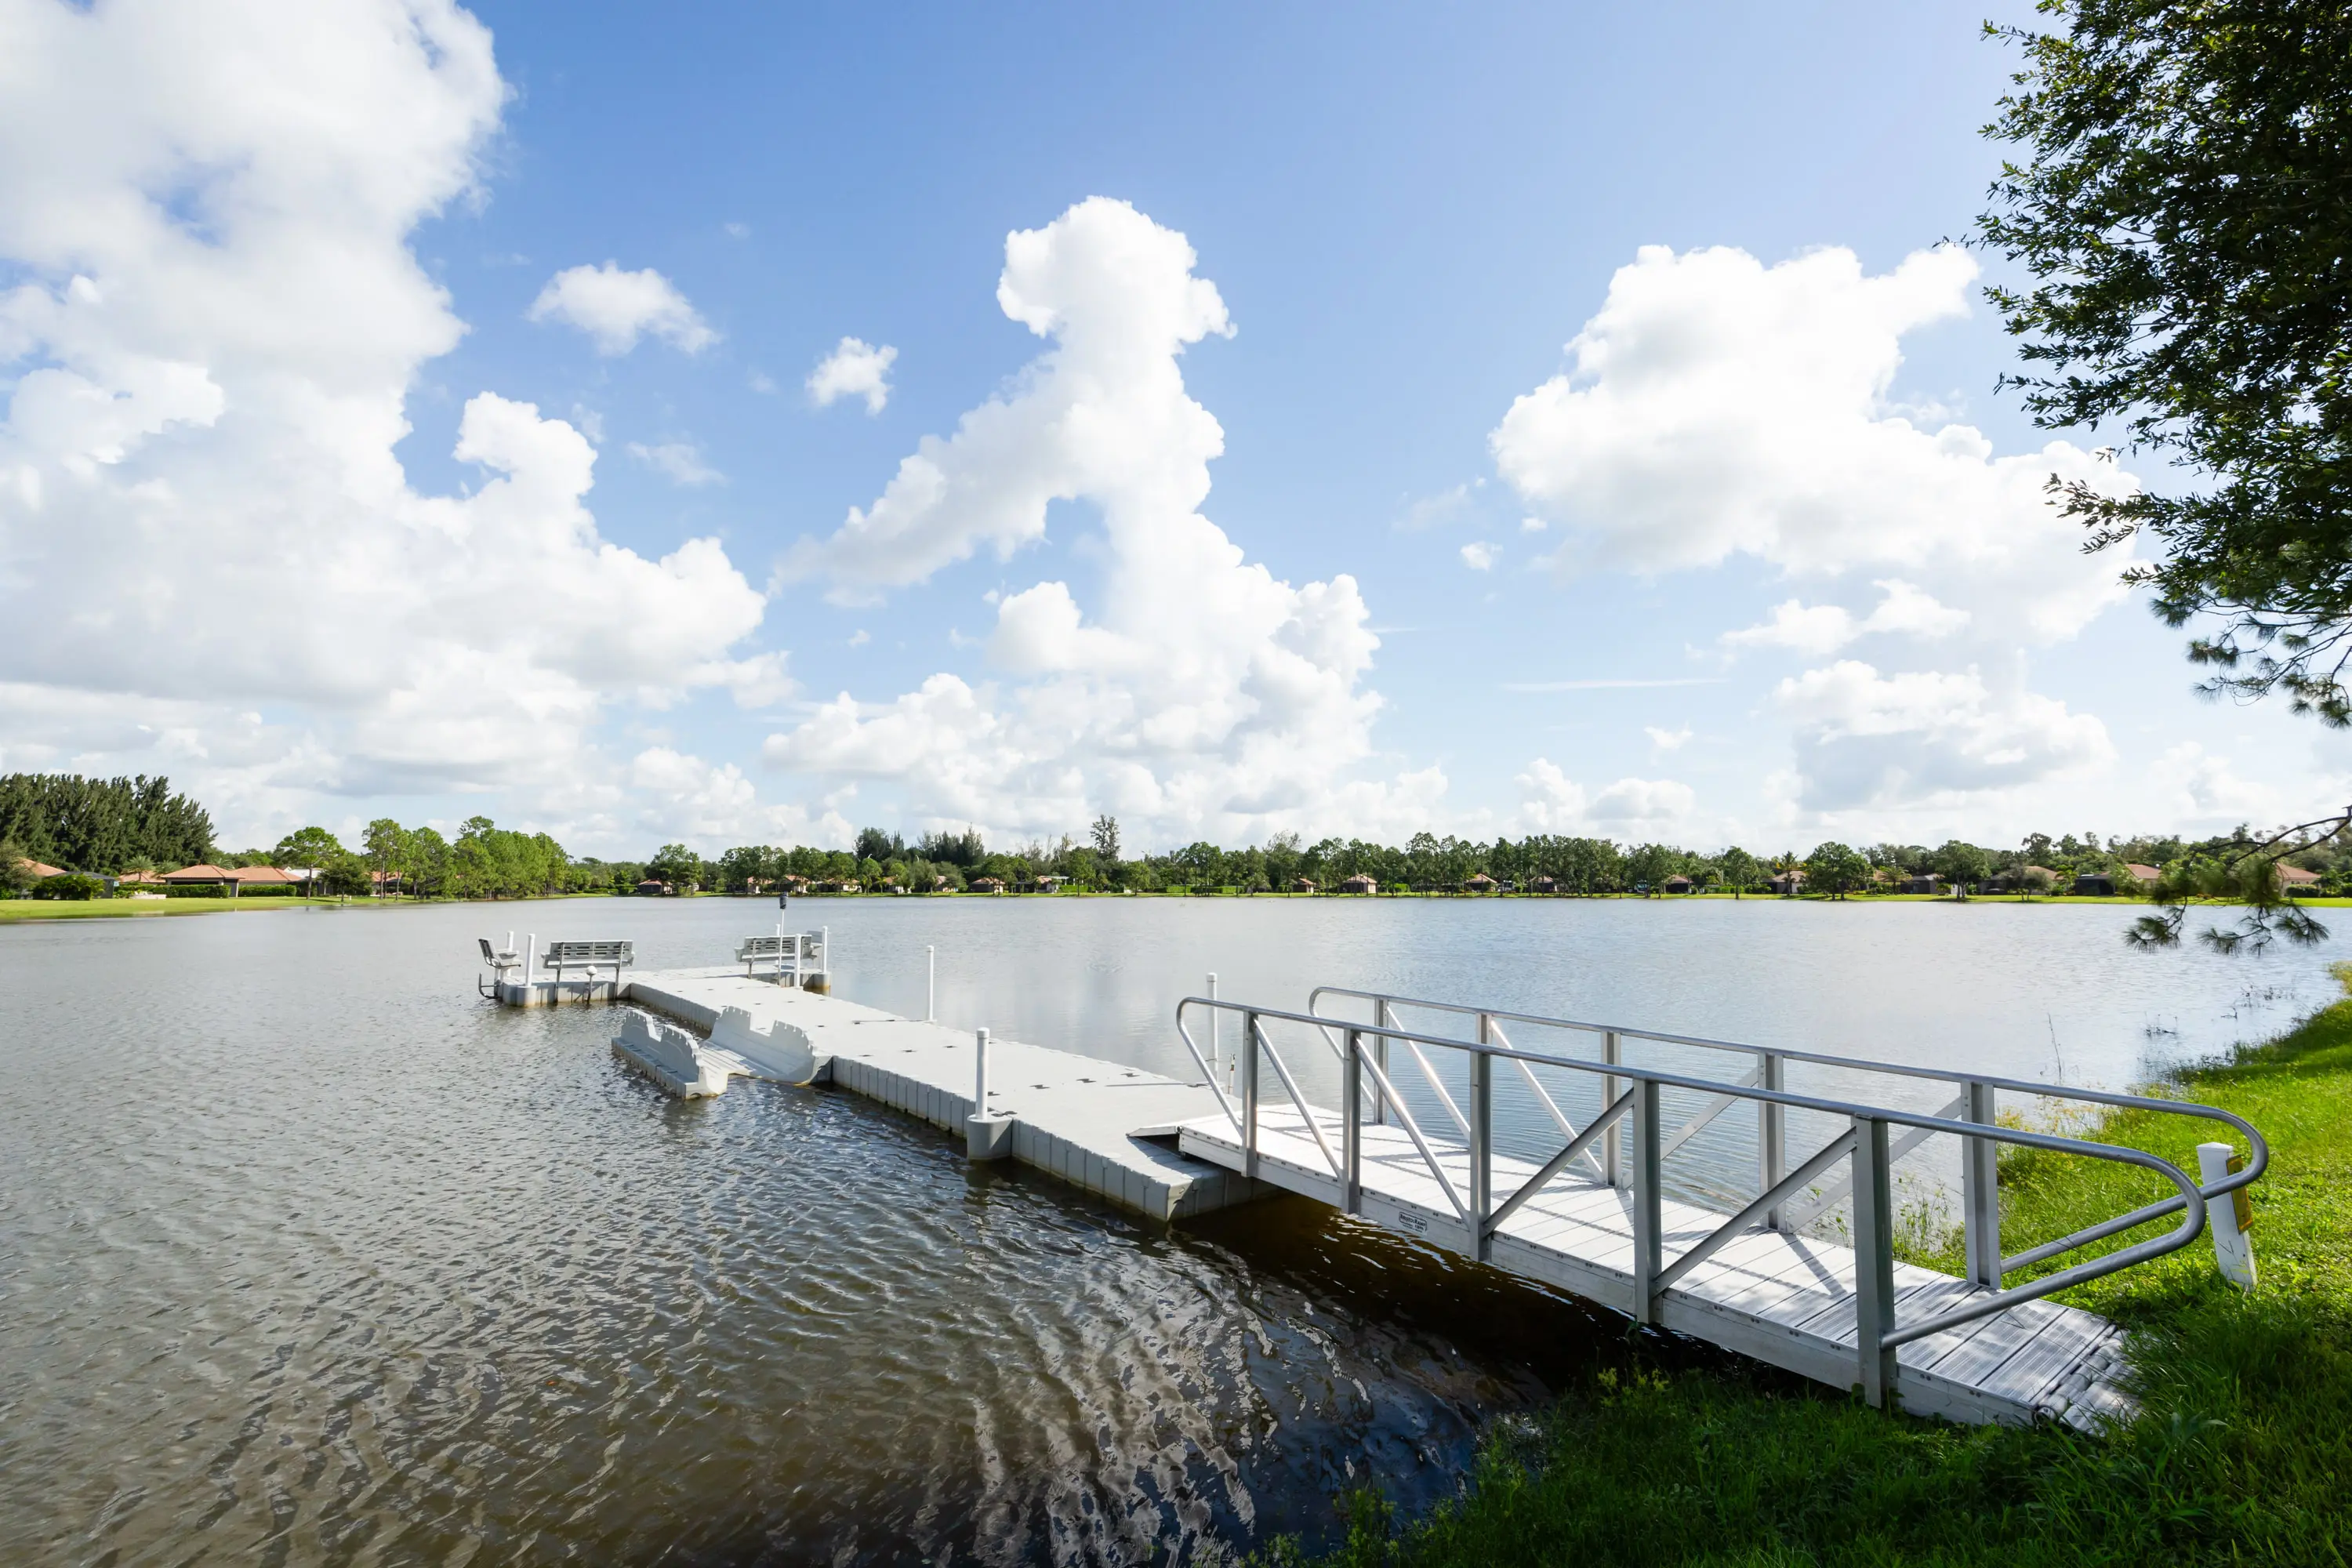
<box><xmin>1178</xmin><ymin>993</ymin><xmax>2252</xmax><ymax>1405</ymax></box>
<box><xmin>1308</xmin><ymin>985</ymin><xmax>2269</xmax><ymax>1186</ymax></box>
<box><xmin>1310</xmin><ymin>984</ymin><xmax>2269</xmax><ymax>1269</ymax></box>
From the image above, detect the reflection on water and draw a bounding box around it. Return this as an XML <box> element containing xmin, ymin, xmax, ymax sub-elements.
<box><xmin>0</xmin><ymin>897</ymin><xmax>2334</xmax><ymax>1564</ymax></box>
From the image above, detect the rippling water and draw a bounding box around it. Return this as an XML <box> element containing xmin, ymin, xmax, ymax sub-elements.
<box><xmin>1</xmin><ymin>896</ymin><xmax>2336</xmax><ymax>1565</ymax></box>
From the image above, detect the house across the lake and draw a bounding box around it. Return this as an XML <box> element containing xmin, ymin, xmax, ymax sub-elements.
<box><xmin>1339</xmin><ymin>873</ymin><xmax>1377</xmax><ymax>895</ymax></box>
<box><xmin>1663</xmin><ymin>874</ymin><xmax>1694</xmax><ymax>895</ymax></box>
<box><xmin>1768</xmin><ymin>869</ymin><xmax>1806</xmax><ymax>895</ymax></box>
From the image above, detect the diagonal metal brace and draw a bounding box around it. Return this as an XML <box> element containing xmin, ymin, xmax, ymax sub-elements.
<box><xmin>1650</xmin><ymin>1130</ymin><xmax>1860</xmax><ymax>1298</ymax></box>
<box><xmin>1484</xmin><ymin>1087</ymin><xmax>1635</xmax><ymax>1236</ymax></box>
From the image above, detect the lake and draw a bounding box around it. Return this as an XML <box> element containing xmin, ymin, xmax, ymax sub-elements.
<box><xmin>0</xmin><ymin>895</ymin><xmax>2336</xmax><ymax>1565</ymax></box>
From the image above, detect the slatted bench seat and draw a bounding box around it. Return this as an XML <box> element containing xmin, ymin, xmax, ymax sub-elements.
<box><xmin>543</xmin><ymin>940</ymin><xmax>633</xmax><ymax>984</ymax></box>
<box><xmin>735</xmin><ymin>932</ymin><xmax>823</xmax><ymax>978</ymax></box>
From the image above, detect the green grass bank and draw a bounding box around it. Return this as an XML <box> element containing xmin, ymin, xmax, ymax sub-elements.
<box><xmin>1266</xmin><ymin>988</ymin><xmax>2352</xmax><ymax>1567</ymax></box>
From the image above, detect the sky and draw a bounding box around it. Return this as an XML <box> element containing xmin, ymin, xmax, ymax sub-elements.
<box><xmin>2</xmin><ymin>0</ymin><xmax>2344</xmax><ymax>858</ymax></box>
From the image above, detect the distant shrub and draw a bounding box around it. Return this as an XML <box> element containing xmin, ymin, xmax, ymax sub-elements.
<box><xmin>32</xmin><ymin>873</ymin><xmax>103</xmax><ymax>900</ymax></box>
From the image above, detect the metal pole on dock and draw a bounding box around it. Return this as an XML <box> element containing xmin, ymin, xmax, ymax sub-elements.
<box><xmin>966</xmin><ymin>1026</ymin><xmax>1011</xmax><ymax>1160</ymax></box>
<box><xmin>1207</xmin><ymin>974</ymin><xmax>1219</xmax><ymax>1076</ymax></box>
<box><xmin>927</xmin><ymin>946</ymin><xmax>936</xmax><ymax>1022</ymax></box>
<box><xmin>524</xmin><ymin>933</ymin><xmax>536</xmax><ymax>997</ymax></box>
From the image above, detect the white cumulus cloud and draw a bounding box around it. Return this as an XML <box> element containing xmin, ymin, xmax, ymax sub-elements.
<box><xmin>1515</xmin><ymin>760</ymin><xmax>1697</xmax><ymax>833</ymax></box>
<box><xmin>0</xmin><ymin>0</ymin><xmax>769</xmax><ymax>844</ymax></box>
<box><xmin>528</xmin><ymin>261</ymin><xmax>717</xmax><ymax>355</ymax></box>
<box><xmin>1722</xmin><ymin>579</ymin><xmax>1970</xmax><ymax>656</ymax></box>
<box><xmin>764</xmin><ymin>197</ymin><xmax>1427</xmax><ymax>846</ymax></box>
<box><xmin>1490</xmin><ymin>243</ymin><xmax>2137</xmax><ymax>645</ymax></box>
<box><xmin>1461</xmin><ymin>541</ymin><xmax>1497</xmax><ymax>571</ymax></box>
<box><xmin>1772</xmin><ymin>660</ymin><xmax>2112</xmax><ymax>811</ymax></box>
<box><xmin>807</xmin><ymin>336</ymin><xmax>898</xmax><ymax>414</ymax></box>
<box><xmin>782</xmin><ymin>197</ymin><xmax>1237</xmax><ymax>591</ymax></box>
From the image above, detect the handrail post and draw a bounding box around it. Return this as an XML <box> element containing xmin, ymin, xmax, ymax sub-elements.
<box><xmin>1243</xmin><ymin>1009</ymin><xmax>1261</xmax><ymax>1180</ymax></box>
<box><xmin>1470</xmin><ymin>1015</ymin><xmax>1494</xmax><ymax>1260</ymax></box>
<box><xmin>1373</xmin><ymin>998</ymin><xmax>1393</xmax><ymax>1124</ymax></box>
<box><xmin>1603</xmin><ymin>1030</ymin><xmax>1624</xmax><ymax>1189</ymax></box>
<box><xmin>1963</xmin><ymin>1080</ymin><xmax>2000</xmax><ymax>1287</ymax></box>
<box><xmin>1851</xmin><ymin>1115</ymin><xmax>1899</xmax><ymax>1408</ymax></box>
<box><xmin>1344</xmin><ymin>1028</ymin><xmax>1363</xmax><ymax>1214</ymax></box>
<box><xmin>927</xmin><ymin>945</ymin><xmax>936</xmax><ymax>1022</ymax></box>
<box><xmin>1760</xmin><ymin>1051</ymin><xmax>1786</xmax><ymax>1229</ymax></box>
<box><xmin>1207</xmin><ymin>973</ymin><xmax>1220</xmax><ymax>1076</ymax></box>
<box><xmin>1631</xmin><ymin>1075</ymin><xmax>1661</xmax><ymax>1323</ymax></box>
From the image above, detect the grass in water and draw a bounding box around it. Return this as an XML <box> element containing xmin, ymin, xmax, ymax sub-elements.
<box><xmin>1265</xmin><ymin>984</ymin><xmax>2352</xmax><ymax>1566</ymax></box>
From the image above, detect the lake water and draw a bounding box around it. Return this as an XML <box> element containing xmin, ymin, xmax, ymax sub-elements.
<box><xmin>1</xmin><ymin>895</ymin><xmax>2336</xmax><ymax>1566</ymax></box>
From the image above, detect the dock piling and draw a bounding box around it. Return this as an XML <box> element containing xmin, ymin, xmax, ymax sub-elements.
<box><xmin>967</xmin><ymin>1025</ymin><xmax>1011</xmax><ymax>1160</ymax></box>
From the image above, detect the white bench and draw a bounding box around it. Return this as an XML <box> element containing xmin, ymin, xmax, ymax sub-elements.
<box><xmin>543</xmin><ymin>939</ymin><xmax>633</xmax><ymax>985</ymax></box>
<box><xmin>736</xmin><ymin>932</ymin><xmax>823</xmax><ymax>978</ymax></box>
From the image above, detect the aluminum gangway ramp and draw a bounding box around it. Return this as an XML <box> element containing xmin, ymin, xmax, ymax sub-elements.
<box><xmin>1171</xmin><ymin>989</ymin><xmax>2267</xmax><ymax>1430</ymax></box>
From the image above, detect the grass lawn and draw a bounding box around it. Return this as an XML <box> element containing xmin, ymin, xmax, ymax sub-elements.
<box><xmin>0</xmin><ymin>895</ymin><xmax>319</xmax><ymax>921</ymax></box>
<box><xmin>1265</xmin><ymin>986</ymin><xmax>2352</xmax><ymax>1567</ymax></box>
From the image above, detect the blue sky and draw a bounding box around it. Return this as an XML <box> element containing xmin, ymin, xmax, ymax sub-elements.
<box><xmin>2</xmin><ymin>0</ymin><xmax>2339</xmax><ymax>855</ymax></box>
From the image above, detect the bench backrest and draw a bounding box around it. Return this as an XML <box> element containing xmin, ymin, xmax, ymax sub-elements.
<box><xmin>737</xmin><ymin>933</ymin><xmax>822</xmax><ymax>957</ymax></box>
<box><xmin>545</xmin><ymin>940</ymin><xmax>633</xmax><ymax>964</ymax></box>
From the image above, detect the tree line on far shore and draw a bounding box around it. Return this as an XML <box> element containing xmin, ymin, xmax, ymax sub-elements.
<box><xmin>13</xmin><ymin>768</ymin><xmax>2349</xmax><ymax>906</ymax></box>
<box><xmin>627</xmin><ymin>818</ymin><xmax>2350</xmax><ymax>900</ymax></box>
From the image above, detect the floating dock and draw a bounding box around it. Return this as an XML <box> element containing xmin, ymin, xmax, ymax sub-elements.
<box><xmin>487</xmin><ymin>949</ymin><xmax>2267</xmax><ymax>1430</ymax></box>
<box><xmin>611</xmin><ymin>967</ymin><xmax>1265</xmax><ymax>1221</ymax></box>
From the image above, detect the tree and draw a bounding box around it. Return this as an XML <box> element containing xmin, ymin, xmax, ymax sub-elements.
<box><xmin>646</xmin><ymin>843</ymin><xmax>702</xmax><ymax>890</ymax></box>
<box><xmin>1090</xmin><ymin>814</ymin><xmax>1120</xmax><ymax>865</ymax></box>
<box><xmin>1261</xmin><ymin>831</ymin><xmax>1302</xmax><ymax>890</ymax></box>
<box><xmin>0</xmin><ymin>772</ymin><xmax>215</xmax><ymax>871</ymax></box>
<box><xmin>1933</xmin><ymin>840</ymin><xmax>1991</xmax><ymax>901</ymax></box>
<box><xmin>362</xmin><ymin>818</ymin><xmax>411</xmax><ymax>895</ymax></box>
<box><xmin>1804</xmin><ymin>842</ymin><xmax>1870</xmax><ymax>900</ymax></box>
<box><xmin>0</xmin><ymin>839</ymin><xmax>34</xmax><ymax>895</ymax></box>
<box><xmin>1982</xmin><ymin>1</ymin><xmax>2352</xmax><ymax>722</ymax></box>
<box><xmin>1718</xmin><ymin>848</ymin><xmax>1761</xmax><ymax>898</ymax></box>
<box><xmin>273</xmin><ymin>826</ymin><xmax>344</xmax><ymax>869</ymax></box>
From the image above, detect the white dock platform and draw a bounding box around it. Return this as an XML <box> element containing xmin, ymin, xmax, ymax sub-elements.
<box><xmin>1178</xmin><ymin>1107</ymin><xmax>2134</xmax><ymax>1429</ymax></box>
<box><xmin>615</xmin><ymin>968</ymin><xmax>1265</xmax><ymax>1221</ymax></box>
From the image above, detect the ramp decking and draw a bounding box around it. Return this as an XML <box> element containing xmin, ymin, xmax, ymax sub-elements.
<box><xmin>1178</xmin><ymin>1105</ymin><xmax>2132</xmax><ymax>1429</ymax></box>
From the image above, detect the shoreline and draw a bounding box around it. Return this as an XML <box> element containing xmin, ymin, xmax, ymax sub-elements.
<box><xmin>5</xmin><ymin>887</ymin><xmax>2343</xmax><ymax>924</ymax></box>
<box><xmin>1265</xmin><ymin>989</ymin><xmax>2352</xmax><ymax>1566</ymax></box>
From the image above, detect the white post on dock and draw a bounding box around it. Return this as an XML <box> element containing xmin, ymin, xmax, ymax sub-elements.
<box><xmin>2198</xmin><ymin>1142</ymin><xmax>2257</xmax><ymax>1289</ymax></box>
<box><xmin>524</xmin><ymin>933</ymin><xmax>536</xmax><ymax>1000</ymax></box>
<box><xmin>966</xmin><ymin>1025</ymin><xmax>1011</xmax><ymax>1160</ymax></box>
<box><xmin>1207</xmin><ymin>973</ymin><xmax>1220</xmax><ymax>1074</ymax></box>
<box><xmin>927</xmin><ymin>946</ymin><xmax>936</xmax><ymax>1022</ymax></box>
